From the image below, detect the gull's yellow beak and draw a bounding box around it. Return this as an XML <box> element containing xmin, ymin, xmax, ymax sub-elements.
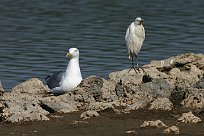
<box><xmin>66</xmin><ymin>52</ymin><xmax>72</xmax><ymax>57</ymax></box>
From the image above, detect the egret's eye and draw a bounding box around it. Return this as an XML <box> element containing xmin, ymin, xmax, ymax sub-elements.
<box><xmin>74</xmin><ymin>50</ymin><xmax>78</xmax><ymax>52</ymax></box>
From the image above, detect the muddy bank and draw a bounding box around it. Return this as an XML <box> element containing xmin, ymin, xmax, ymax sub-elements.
<box><xmin>0</xmin><ymin>109</ymin><xmax>204</xmax><ymax>136</ymax></box>
<box><xmin>0</xmin><ymin>53</ymin><xmax>204</xmax><ymax>135</ymax></box>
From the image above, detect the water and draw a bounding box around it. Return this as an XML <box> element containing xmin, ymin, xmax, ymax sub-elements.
<box><xmin>0</xmin><ymin>0</ymin><xmax>204</xmax><ymax>90</ymax></box>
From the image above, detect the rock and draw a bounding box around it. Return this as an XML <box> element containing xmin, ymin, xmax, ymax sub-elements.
<box><xmin>146</xmin><ymin>53</ymin><xmax>204</xmax><ymax>69</ymax></box>
<box><xmin>5</xmin><ymin>112</ymin><xmax>49</xmax><ymax>123</ymax></box>
<box><xmin>194</xmin><ymin>77</ymin><xmax>204</xmax><ymax>89</ymax></box>
<box><xmin>148</xmin><ymin>53</ymin><xmax>204</xmax><ymax>85</ymax></box>
<box><xmin>0</xmin><ymin>78</ymin><xmax>52</xmax><ymax>123</ymax></box>
<box><xmin>0</xmin><ymin>81</ymin><xmax>5</xmax><ymax>95</ymax></box>
<box><xmin>1</xmin><ymin>92</ymin><xmax>49</xmax><ymax>123</ymax></box>
<box><xmin>163</xmin><ymin>126</ymin><xmax>180</xmax><ymax>134</ymax></box>
<box><xmin>100</xmin><ymin>79</ymin><xmax>117</xmax><ymax>102</ymax></box>
<box><xmin>40</xmin><ymin>93</ymin><xmax>79</xmax><ymax>113</ymax></box>
<box><xmin>114</xmin><ymin>109</ymin><xmax>130</xmax><ymax>114</ymax></box>
<box><xmin>126</xmin><ymin>94</ymin><xmax>154</xmax><ymax>110</ymax></box>
<box><xmin>114</xmin><ymin>79</ymin><xmax>141</xmax><ymax>98</ymax></box>
<box><xmin>125</xmin><ymin>130</ymin><xmax>136</xmax><ymax>134</ymax></box>
<box><xmin>70</xmin><ymin>120</ymin><xmax>89</xmax><ymax>125</ymax></box>
<box><xmin>148</xmin><ymin>98</ymin><xmax>173</xmax><ymax>111</ymax></box>
<box><xmin>169</xmin><ymin>64</ymin><xmax>202</xmax><ymax>85</ymax></box>
<box><xmin>126</xmin><ymin>100</ymin><xmax>149</xmax><ymax>111</ymax></box>
<box><xmin>0</xmin><ymin>101</ymin><xmax>5</xmax><ymax>111</ymax></box>
<box><xmin>177</xmin><ymin>111</ymin><xmax>201</xmax><ymax>123</ymax></box>
<box><xmin>0</xmin><ymin>53</ymin><xmax>204</xmax><ymax>123</ymax></box>
<box><xmin>170</xmin><ymin>87</ymin><xmax>186</xmax><ymax>107</ymax></box>
<box><xmin>140</xmin><ymin>120</ymin><xmax>168</xmax><ymax>128</ymax></box>
<box><xmin>80</xmin><ymin>110</ymin><xmax>99</xmax><ymax>120</ymax></box>
<box><xmin>181</xmin><ymin>88</ymin><xmax>204</xmax><ymax>110</ymax></box>
<box><xmin>77</xmin><ymin>76</ymin><xmax>104</xmax><ymax>101</ymax></box>
<box><xmin>108</xmin><ymin>53</ymin><xmax>204</xmax><ymax>112</ymax></box>
<box><xmin>140</xmin><ymin>79</ymin><xmax>173</xmax><ymax>98</ymax></box>
<box><xmin>11</xmin><ymin>78</ymin><xmax>50</xmax><ymax>95</ymax></box>
<box><xmin>143</xmin><ymin>67</ymin><xmax>169</xmax><ymax>80</ymax></box>
<box><xmin>109</xmin><ymin>69</ymin><xmax>144</xmax><ymax>85</ymax></box>
<box><xmin>88</xmin><ymin>102</ymin><xmax>114</xmax><ymax>111</ymax></box>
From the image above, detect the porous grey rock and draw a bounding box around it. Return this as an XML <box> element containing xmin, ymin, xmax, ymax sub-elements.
<box><xmin>40</xmin><ymin>93</ymin><xmax>79</xmax><ymax>113</ymax></box>
<box><xmin>109</xmin><ymin>69</ymin><xmax>144</xmax><ymax>85</ymax></box>
<box><xmin>125</xmin><ymin>130</ymin><xmax>136</xmax><ymax>134</ymax></box>
<box><xmin>1</xmin><ymin>92</ymin><xmax>49</xmax><ymax>123</ymax></box>
<box><xmin>80</xmin><ymin>110</ymin><xmax>99</xmax><ymax>120</ymax></box>
<box><xmin>148</xmin><ymin>98</ymin><xmax>173</xmax><ymax>111</ymax></box>
<box><xmin>77</xmin><ymin>76</ymin><xmax>104</xmax><ymax>101</ymax></box>
<box><xmin>194</xmin><ymin>77</ymin><xmax>204</xmax><ymax>89</ymax></box>
<box><xmin>181</xmin><ymin>88</ymin><xmax>204</xmax><ymax>110</ymax></box>
<box><xmin>100</xmin><ymin>79</ymin><xmax>117</xmax><ymax>102</ymax></box>
<box><xmin>146</xmin><ymin>53</ymin><xmax>204</xmax><ymax>69</ymax></box>
<box><xmin>88</xmin><ymin>102</ymin><xmax>114</xmax><ymax>111</ymax></box>
<box><xmin>140</xmin><ymin>120</ymin><xmax>168</xmax><ymax>128</ymax></box>
<box><xmin>170</xmin><ymin>87</ymin><xmax>186</xmax><ymax>107</ymax></box>
<box><xmin>5</xmin><ymin>112</ymin><xmax>49</xmax><ymax>123</ymax></box>
<box><xmin>1</xmin><ymin>53</ymin><xmax>204</xmax><ymax>123</ymax></box>
<box><xmin>108</xmin><ymin>53</ymin><xmax>204</xmax><ymax>112</ymax></box>
<box><xmin>177</xmin><ymin>111</ymin><xmax>201</xmax><ymax>123</ymax></box>
<box><xmin>11</xmin><ymin>78</ymin><xmax>50</xmax><ymax>95</ymax></box>
<box><xmin>0</xmin><ymin>78</ymin><xmax>51</xmax><ymax>123</ymax></box>
<box><xmin>143</xmin><ymin>67</ymin><xmax>169</xmax><ymax>80</ymax></box>
<box><xmin>126</xmin><ymin>93</ymin><xmax>154</xmax><ymax>110</ymax></box>
<box><xmin>140</xmin><ymin>79</ymin><xmax>173</xmax><ymax>98</ymax></box>
<box><xmin>169</xmin><ymin>64</ymin><xmax>202</xmax><ymax>85</ymax></box>
<box><xmin>164</xmin><ymin>126</ymin><xmax>180</xmax><ymax>135</ymax></box>
<box><xmin>146</xmin><ymin>53</ymin><xmax>204</xmax><ymax>85</ymax></box>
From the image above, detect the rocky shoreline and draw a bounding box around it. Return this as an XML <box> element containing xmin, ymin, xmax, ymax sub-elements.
<box><xmin>0</xmin><ymin>53</ymin><xmax>204</xmax><ymax>134</ymax></box>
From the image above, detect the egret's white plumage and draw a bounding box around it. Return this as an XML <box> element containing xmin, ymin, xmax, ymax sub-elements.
<box><xmin>45</xmin><ymin>48</ymin><xmax>82</xmax><ymax>93</ymax></box>
<box><xmin>125</xmin><ymin>17</ymin><xmax>145</xmax><ymax>69</ymax></box>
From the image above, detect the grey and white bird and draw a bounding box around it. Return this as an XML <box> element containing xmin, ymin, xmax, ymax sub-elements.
<box><xmin>125</xmin><ymin>17</ymin><xmax>145</xmax><ymax>72</ymax></box>
<box><xmin>45</xmin><ymin>48</ymin><xmax>82</xmax><ymax>94</ymax></box>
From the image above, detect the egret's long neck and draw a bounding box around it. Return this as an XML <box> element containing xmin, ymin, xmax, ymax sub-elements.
<box><xmin>65</xmin><ymin>57</ymin><xmax>81</xmax><ymax>78</ymax></box>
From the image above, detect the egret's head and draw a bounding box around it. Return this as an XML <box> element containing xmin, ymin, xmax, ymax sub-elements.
<box><xmin>135</xmin><ymin>17</ymin><xmax>144</xmax><ymax>25</ymax></box>
<box><xmin>66</xmin><ymin>48</ymin><xmax>79</xmax><ymax>58</ymax></box>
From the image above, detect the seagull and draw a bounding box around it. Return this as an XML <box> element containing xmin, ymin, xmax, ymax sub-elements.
<box><xmin>45</xmin><ymin>48</ymin><xmax>82</xmax><ymax>94</ymax></box>
<box><xmin>125</xmin><ymin>17</ymin><xmax>145</xmax><ymax>73</ymax></box>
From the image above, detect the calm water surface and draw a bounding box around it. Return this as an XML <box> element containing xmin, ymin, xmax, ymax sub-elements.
<box><xmin>0</xmin><ymin>0</ymin><xmax>204</xmax><ymax>90</ymax></box>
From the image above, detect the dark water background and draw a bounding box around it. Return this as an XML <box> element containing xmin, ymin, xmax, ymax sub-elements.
<box><xmin>0</xmin><ymin>0</ymin><xmax>204</xmax><ymax>90</ymax></box>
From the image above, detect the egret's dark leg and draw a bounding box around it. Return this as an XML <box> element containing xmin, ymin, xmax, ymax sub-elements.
<box><xmin>135</xmin><ymin>55</ymin><xmax>139</xmax><ymax>67</ymax></box>
<box><xmin>135</xmin><ymin>55</ymin><xmax>145</xmax><ymax>73</ymax></box>
<box><xmin>128</xmin><ymin>56</ymin><xmax>137</xmax><ymax>73</ymax></box>
<box><xmin>132</xmin><ymin>56</ymin><xmax>134</xmax><ymax>68</ymax></box>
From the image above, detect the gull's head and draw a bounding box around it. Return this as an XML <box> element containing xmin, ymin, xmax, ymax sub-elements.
<box><xmin>66</xmin><ymin>48</ymin><xmax>79</xmax><ymax>58</ymax></box>
<box><xmin>135</xmin><ymin>17</ymin><xmax>144</xmax><ymax>25</ymax></box>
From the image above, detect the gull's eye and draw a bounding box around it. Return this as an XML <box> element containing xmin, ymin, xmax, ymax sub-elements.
<box><xmin>75</xmin><ymin>50</ymin><xmax>77</xmax><ymax>52</ymax></box>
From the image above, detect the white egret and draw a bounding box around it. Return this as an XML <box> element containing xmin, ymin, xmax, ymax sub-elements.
<box><xmin>125</xmin><ymin>17</ymin><xmax>145</xmax><ymax>73</ymax></box>
<box><xmin>45</xmin><ymin>48</ymin><xmax>82</xmax><ymax>94</ymax></box>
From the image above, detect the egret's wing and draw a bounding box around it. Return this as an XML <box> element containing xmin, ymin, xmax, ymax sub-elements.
<box><xmin>125</xmin><ymin>23</ymin><xmax>136</xmax><ymax>56</ymax></box>
<box><xmin>125</xmin><ymin>26</ymin><xmax>130</xmax><ymax>41</ymax></box>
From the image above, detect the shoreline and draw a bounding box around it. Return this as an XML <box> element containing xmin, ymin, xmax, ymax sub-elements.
<box><xmin>0</xmin><ymin>52</ymin><xmax>204</xmax><ymax>135</ymax></box>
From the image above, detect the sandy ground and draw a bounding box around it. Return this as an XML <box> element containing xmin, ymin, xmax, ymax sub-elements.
<box><xmin>0</xmin><ymin>109</ymin><xmax>204</xmax><ymax>136</ymax></box>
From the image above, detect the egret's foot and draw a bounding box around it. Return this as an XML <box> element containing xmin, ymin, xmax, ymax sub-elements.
<box><xmin>128</xmin><ymin>66</ymin><xmax>145</xmax><ymax>74</ymax></box>
<box><xmin>138</xmin><ymin>66</ymin><xmax>145</xmax><ymax>73</ymax></box>
<box><xmin>128</xmin><ymin>66</ymin><xmax>138</xmax><ymax>73</ymax></box>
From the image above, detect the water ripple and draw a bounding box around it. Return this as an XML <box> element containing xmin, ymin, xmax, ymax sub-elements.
<box><xmin>0</xmin><ymin>0</ymin><xmax>204</xmax><ymax>90</ymax></box>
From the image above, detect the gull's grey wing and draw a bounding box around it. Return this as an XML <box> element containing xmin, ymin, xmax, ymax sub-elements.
<box><xmin>45</xmin><ymin>71</ymin><xmax>64</xmax><ymax>89</ymax></box>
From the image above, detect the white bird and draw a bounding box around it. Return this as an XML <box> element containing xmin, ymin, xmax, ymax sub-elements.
<box><xmin>125</xmin><ymin>17</ymin><xmax>145</xmax><ymax>72</ymax></box>
<box><xmin>45</xmin><ymin>48</ymin><xmax>82</xmax><ymax>94</ymax></box>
